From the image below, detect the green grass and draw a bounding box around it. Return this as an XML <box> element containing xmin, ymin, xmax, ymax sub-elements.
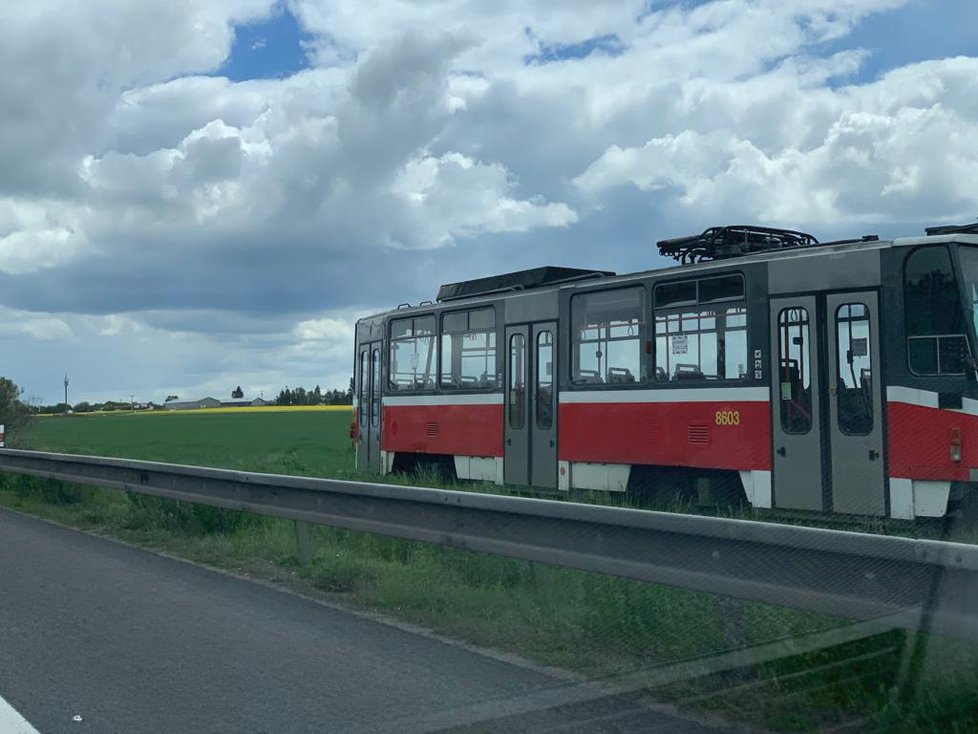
<box><xmin>19</xmin><ymin>411</ymin><xmax>357</xmax><ymax>477</ymax></box>
<box><xmin>4</xmin><ymin>412</ymin><xmax>978</xmax><ymax>731</ymax></box>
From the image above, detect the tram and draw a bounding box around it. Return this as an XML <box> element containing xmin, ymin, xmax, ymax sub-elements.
<box><xmin>352</xmin><ymin>224</ymin><xmax>978</xmax><ymax>519</ymax></box>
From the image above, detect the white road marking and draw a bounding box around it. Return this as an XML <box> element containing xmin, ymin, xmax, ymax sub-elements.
<box><xmin>0</xmin><ymin>694</ymin><xmax>40</xmax><ymax>733</ymax></box>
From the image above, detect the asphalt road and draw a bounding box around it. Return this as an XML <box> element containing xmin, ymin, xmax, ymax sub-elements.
<box><xmin>0</xmin><ymin>508</ymin><xmax>729</xmax><ymax>733</ymax></box>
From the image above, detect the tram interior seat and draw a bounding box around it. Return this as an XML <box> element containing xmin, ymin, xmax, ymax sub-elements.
<box><xmin>674</xmin><ymin>363</ymin><xmax>705</xmax><ymax>381</ymax></box>
<box><xmin>860</xmin><ymin>368</ymin><xmax>872</xmax><ymax>395</ymax></box>
<box><xmin>608</xmin><ymin>367</ymin><xmax>635</xmax><ymax>384</ymax></box>
<box><xmin>576</xmin><ymin>369</ymin><xmax>603</xmax><ymax>384</ymax></box>
<box><xmin>780</xmin><ymin>361</ymin><xmax>801</xmax><ymax>394</ymax></box>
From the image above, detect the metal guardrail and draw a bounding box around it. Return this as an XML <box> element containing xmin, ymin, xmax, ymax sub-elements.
<box><xmin>1</xmin><ymin>448</ymin><xmax>976</xmax><ymax>641</ymax></box>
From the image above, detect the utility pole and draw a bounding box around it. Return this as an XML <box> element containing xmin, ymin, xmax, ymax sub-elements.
<box><xmin>64</xmin><ymin>375</ymin><xmax>69</xmax><ymax>412</ymax></box>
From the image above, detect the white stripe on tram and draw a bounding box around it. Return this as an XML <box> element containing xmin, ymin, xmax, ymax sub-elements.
<box><xmin>887</xmin><ymin>385</ymin><xmax>978</xmax><ymax>417</ymax></box>
<box><xmin>383</xmin><ymin>393</ymin><xmax>504</xmax><ymax>407</ymax></box>
<box><xmin>0</xmin><ymin>695</ymin><xmax>40</xmax><ymax>734</ymax></box>
<box><xmin>558</xmin><ymin>387</ymin><xmax>770</xmax><ymax>404</ymax></box>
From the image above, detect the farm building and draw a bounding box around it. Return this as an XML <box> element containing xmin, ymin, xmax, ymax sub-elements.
<box><xmin>164</xmin><ymin>397</ymin><xmax>221</xmax><ymax>410</ymax></box>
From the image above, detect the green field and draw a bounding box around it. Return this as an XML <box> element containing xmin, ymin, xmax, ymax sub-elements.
<box><xmin>23</xmin><ymin>410</ymin><xmax>357</xmax><ymax>478</ymax></box>
<box><xmin>4</xmin><ymin>411</ymin><xmax>977</xmax><ymax>732</ymax></box>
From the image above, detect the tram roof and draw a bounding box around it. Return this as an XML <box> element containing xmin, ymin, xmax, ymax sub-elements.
<box><xmin>360</xmin><ymin>232</ymin><xmax>978</xmax><ymax>322</ymax></box>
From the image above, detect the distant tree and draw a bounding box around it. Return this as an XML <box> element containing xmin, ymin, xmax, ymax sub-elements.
<box><xmin>73</xmin><ymin>401</ymin><xmax>94</xmax><ymax>413</ymax></box>
<box><xmin>312</xmin><ymin>385</ymin><xmax>322</xmax><ymax>404</ymax></box>
<box><xmin>0</xmin><ymin>378</ymin><xmax>35</xmax><ymax>438</ymax></box>
<box><xmin>165</xmin><ymin>395</ymin><xmax>179</xmax><ymax>402</ymax></box>
<box><xmin>231</xmin><ymin>385</ymin><xmax>244</xmax><ymax>399</ymax></box>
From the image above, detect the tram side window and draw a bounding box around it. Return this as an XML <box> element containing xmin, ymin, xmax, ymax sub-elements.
<box><xmin>370</xmin><ymin>348</ymin><xmax>381</xmax><ymax>427</ymax></box>
<box><xmin>536</xmin><ymin>331</ymin><xmax>554</xmax><ymax>429</ymax></box>
<box><xmin>653</xmin><ymin>275</ymin><xmax>747</xmax><ymax>382</ymax></box>
<box><xmin>778</xmin><ymin>308</ymin><xmax>812</xmax><ymax>434</ymax></box>
<box><xmin>509</xmin><ymin>334</ymin><xmax>526</xmax><ymax>429</ymax></box>
<box><xmin>389</xmin><ymin>315</ymin><xmax>437</xmax><ymax>391</ymax></box>
<box><xmin>571</xmin><ymin>287</ymin><xmax>645</xmax><ymax>385</ymax></box>
<box><xmin>358</xmin><ymin>350</ymin><xmax>368</xmax><ymax>427</ymax></box>
<box><xmin>440</xmin><ymin>308</ymin><xmax>498</xmax><ymax>389</ymax></box>
<box><xmin>905</xmin><ymin>246</ymin><xmax>970</xmax><ymax>375</ymax></box>
<box><xmin>835</xmin><ymin>303</ymin><xmax>873</xmax><ymax>435</ymax></box>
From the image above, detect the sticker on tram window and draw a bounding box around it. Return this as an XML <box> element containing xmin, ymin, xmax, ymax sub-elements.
<box><xmin>851</xmin><ymin>337</ymin><xmax>868</xmax><ymax>357</ymax></box>
<box><xmin>671</xmin><ymin>335</ymin><xmax>688</xmax><ymax>354</ymax></box>
<box><xmin>715</xmin><ymin>410</ymin><xmax>741</xmax><ymax>426</ymax></box>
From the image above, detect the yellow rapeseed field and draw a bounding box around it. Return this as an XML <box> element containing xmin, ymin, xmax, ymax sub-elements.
<box><xmin>39</xmin><ymin>405</ymin><xmax>352</xmax><ymax>417</ymax></box>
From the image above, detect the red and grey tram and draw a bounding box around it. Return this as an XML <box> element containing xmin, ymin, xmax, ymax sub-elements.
<box><xmin>353</xmin><ymin>224</ymin><xmax>978</xmax><ymax>519</ymax></box>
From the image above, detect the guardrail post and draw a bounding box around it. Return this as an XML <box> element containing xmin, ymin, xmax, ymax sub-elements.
<box><xmin>294</xmin><ymin>521</ymin><xmax>312</xmax><ymax>567</ymax></box>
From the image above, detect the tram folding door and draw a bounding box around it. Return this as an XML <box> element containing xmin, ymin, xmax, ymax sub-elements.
<box><xmin>356</xmin><ymin>342</ymin><xmax>383</xmax><ymax>473</ymax></box>
<box><xmin>504</xmin><ymin>323</ymin><xmax>558</xmax><ymax>488</ymax></box>
<box><xmin>770</xmin><ymin>296</ymin><xmax>825</xmax><ymax>511</ymax></box>
<box><xmin>826</xmin><ymin>291</ymin><xmax>885</xmax><ymax>515</ymax></box>
<box><xmin>770</xmin><ymin>293</ymin><xmax>885</xmax><ymax>514</ymax></box>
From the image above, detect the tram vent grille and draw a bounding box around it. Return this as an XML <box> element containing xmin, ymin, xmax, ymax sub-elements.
<box><xmin>687</xmin><ymin>424</ymin><xmax>710</xmax><ymax>445</ymax></box>
<box><xmin>424</xmin><ymin>421</ymin><xmax>440</xmax><ymax>438</ymax></box>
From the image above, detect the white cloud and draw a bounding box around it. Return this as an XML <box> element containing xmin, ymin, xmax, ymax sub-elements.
<box><xmin>2</xmin><ymin>0</ymin><xmax>977</xmax><ymax>401</ymax></box>
<box><xmin>574</xmin><ymin>55</ymin><xmax>978</xmax><ymax>227</ymax></box>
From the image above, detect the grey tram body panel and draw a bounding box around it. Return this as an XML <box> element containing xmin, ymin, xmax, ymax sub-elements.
<box><xmin>767</xmin><ymin>248</ymin><xmax>881</xmax><ymax>295</ymax></box>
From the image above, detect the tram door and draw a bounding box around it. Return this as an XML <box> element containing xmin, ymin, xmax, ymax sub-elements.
<box><xmin>504</xmin><ymin>323</ymin><xmax>557</xmax><ymax>488</ymax></box>
<box><xmin>826</xmin><ymin>292</ymin><xmax>885</xmax><ymax>515</ymax></box>
<box><xmin>770</xmin><ymin>297</ymin><xmax>825</xmax><ymax>511</ymax></box>
<box><xmin>770</xmin><ymin>293</ymin><xmax>885</xmax><ymax>514</ymax></box>
<box><xmin>356</xmin><ymin>342</ymin><xmax>383</xmax><ymax>473</ymax></box>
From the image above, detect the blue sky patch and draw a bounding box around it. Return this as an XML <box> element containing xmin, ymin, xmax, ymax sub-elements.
<box><xmin>222</xmin><ymin>6</ymin><xmax>310</xmax><ymax>81</ymax></box>
<box><xmin>524</xmin><ymin>32</ymin><xmax>625</xmax><ymax>65</ymax></box>
<box><xmin>821</xmin><ymin>0</ymin><xmax>978</xmax><ymax>84</ymax></box>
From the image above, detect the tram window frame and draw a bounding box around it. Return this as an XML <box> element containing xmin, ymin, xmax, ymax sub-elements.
<box><xmin>570</xmin><ymin>286</ymin><xmax>646</xmax><ymax>386</ymax></box>
<box><xmin>536</xmin><ymin>330</ymin><xmax>554</xmax><ymax>429</ymax></box>
<box><xmin>370</xmin><ymin>348</ymin><xmax>381</xmax><ymax>427</ymax></box>
<box><xmin>834</xmin><ymin>303</ymin><xmax>873</xmax><ymax>436</ymax></box>
<box><xmin>904</xmin><ymin>246</ymin><xmax>972</xmax><ymax>376</ymax></box>
<box><xmin>653</xmin><ymin>273</ymin><xmax>748</xmax><ymax>383</ymax></box>
<box><xmin>509</xmin><ymin>333</ymin><xmax>526</xmax><ymax>429</ymax></box>
<box><xmin>358</xmin><ymin>349</ymin><xmax>368</xmax><ymax>427</ymax></box>
<box><xmin>778</xmin><ymin>307</ymin><xmax>813</xmax><ymax>435</ymax></box>
<box><xmin>439</xmin><ymin>307</ymin><xmax>498</xmax><ymax>391</ymax></box>
<box><xmin>388</xmin><ymin>314</ymin><xmax>438</xmax><ymax>392</ymax></box>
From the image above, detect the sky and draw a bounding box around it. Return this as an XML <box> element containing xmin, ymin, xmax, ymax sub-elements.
<box><xmin>2</xmin><ymin>0</ymin><xmax>977</xmax><ymax>405</ymax></box>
